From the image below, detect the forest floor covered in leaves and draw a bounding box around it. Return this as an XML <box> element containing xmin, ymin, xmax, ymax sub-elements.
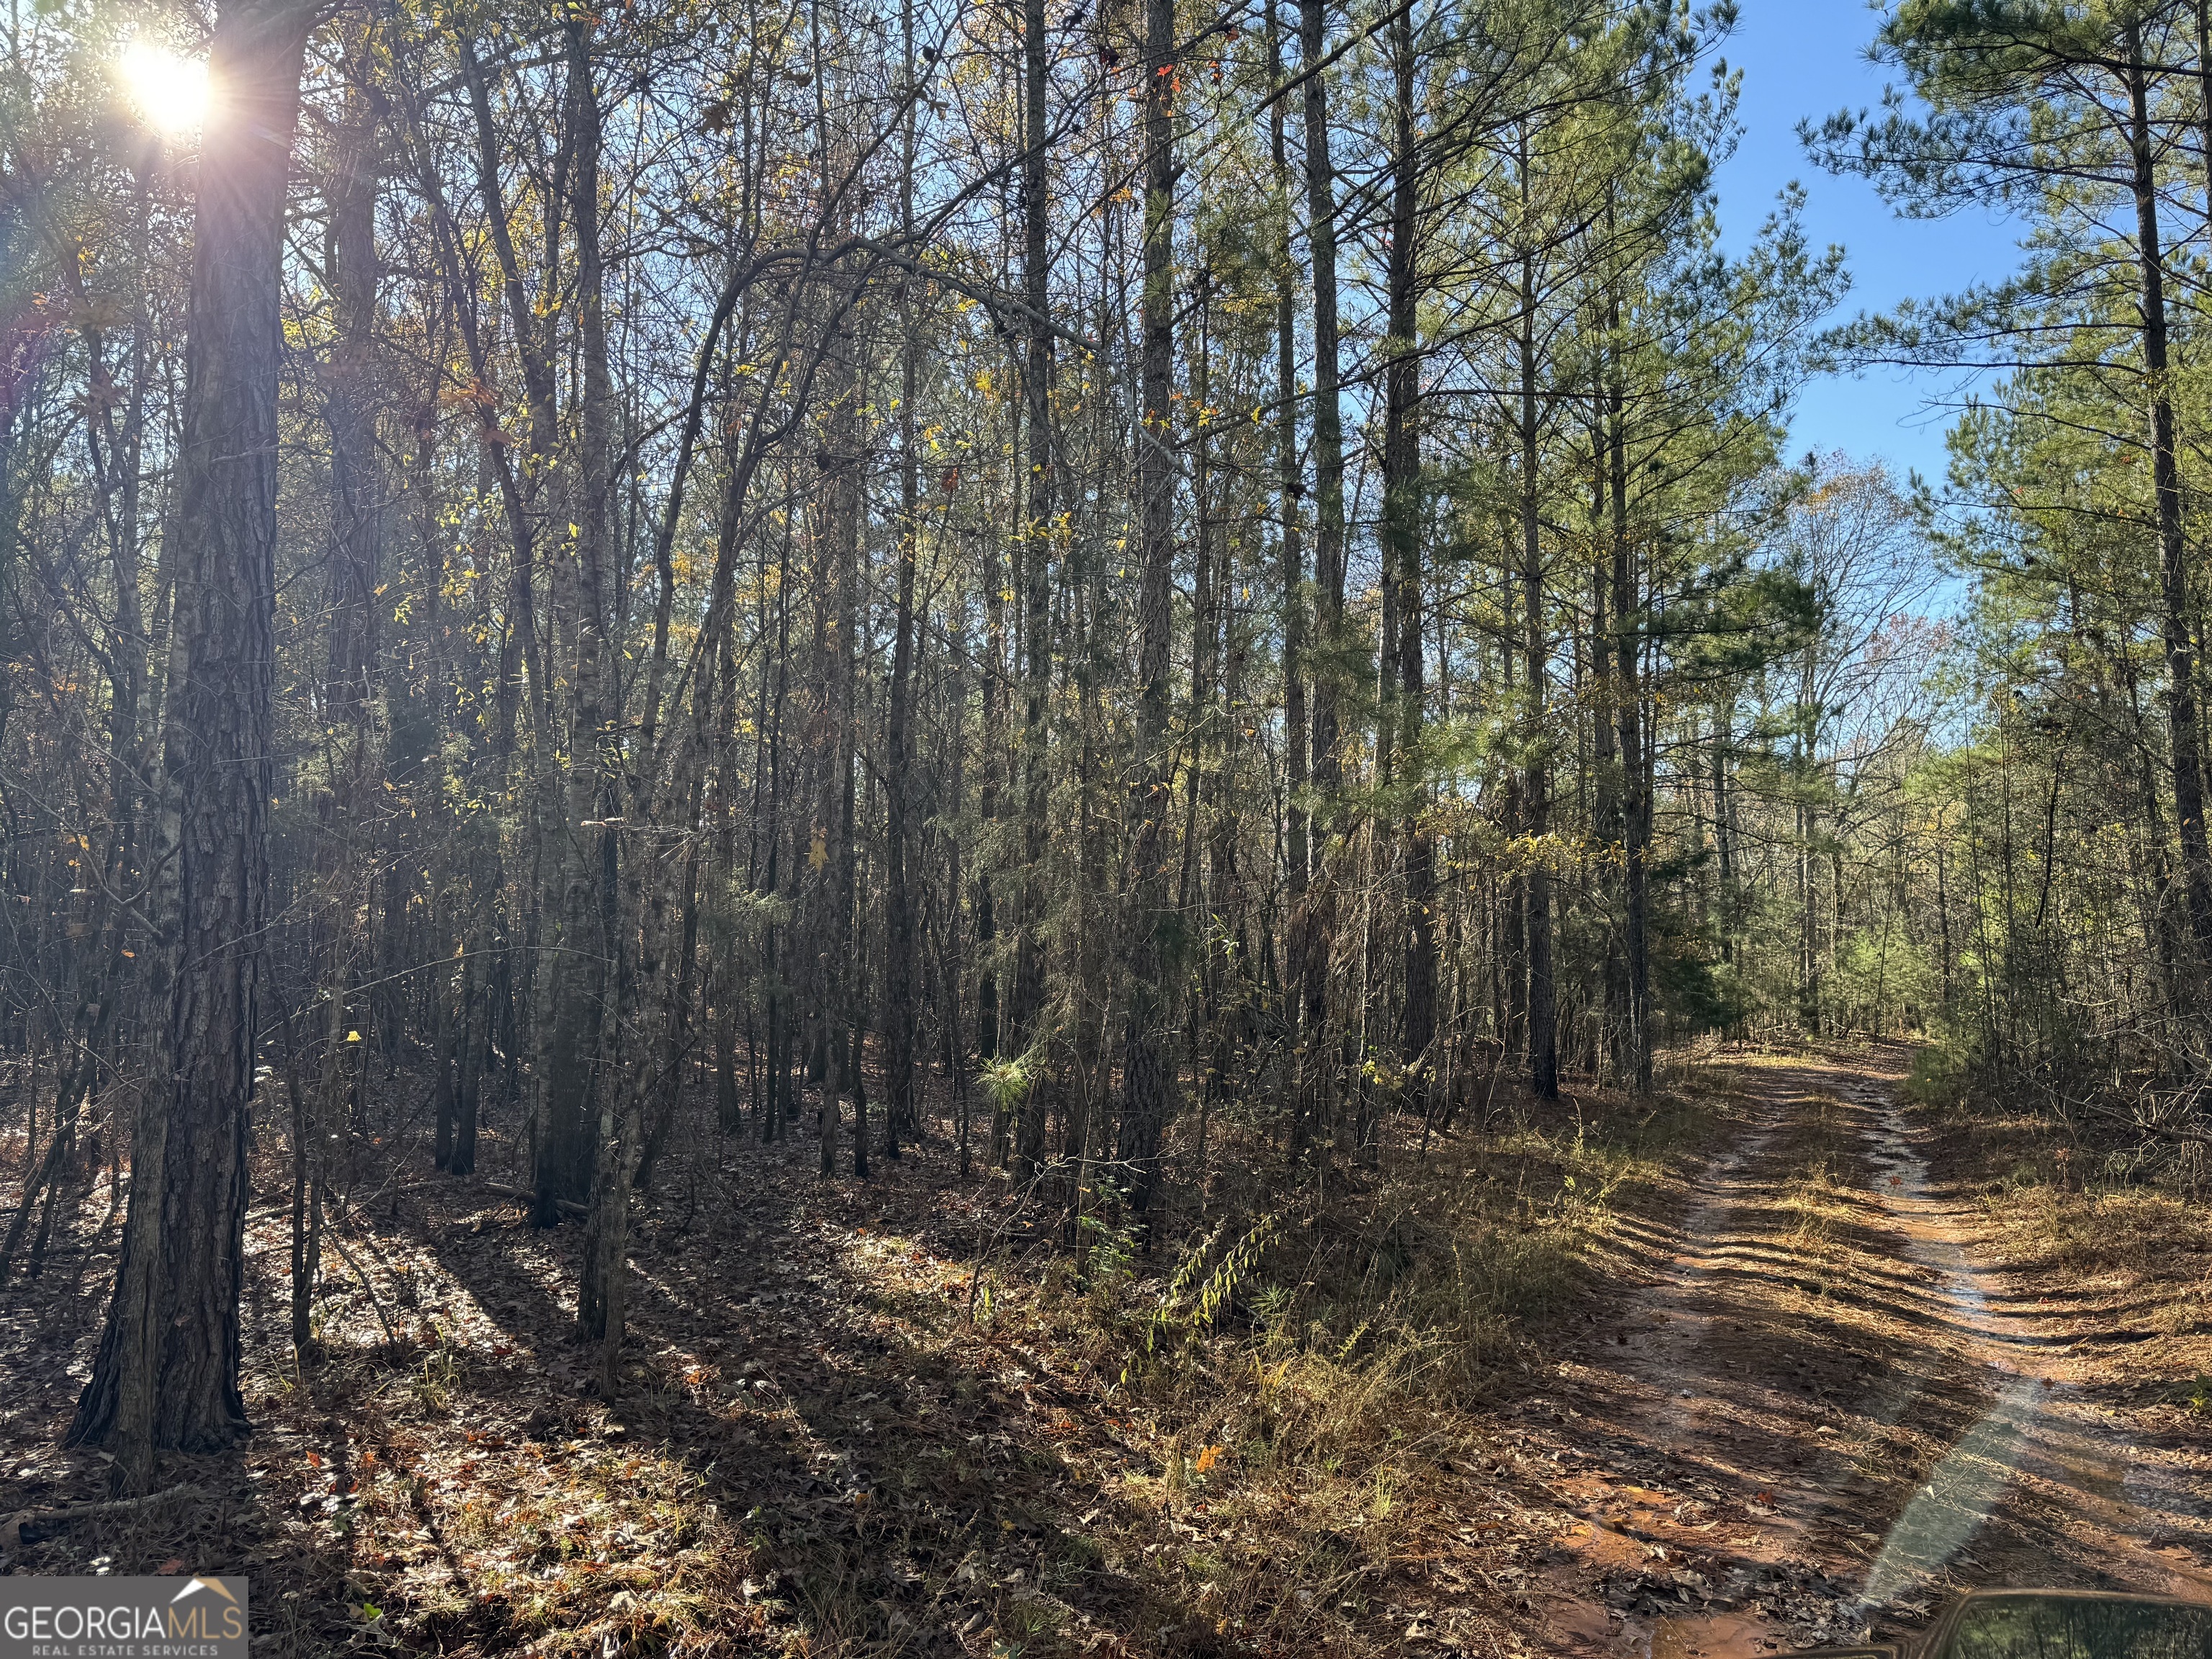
<box><xmin>0</xmin><ymin>1043</ymin><xmax>2207</xmax><ymax>1658</ymax></box>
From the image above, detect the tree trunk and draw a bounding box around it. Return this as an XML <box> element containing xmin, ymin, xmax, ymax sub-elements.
<box><xmin>1298</xmin><ymin>0</ymin><xmax>1346</xmax><ymax>1137</ymax></box>
<box><xmin>533</xmin><ymin>19</ymin><xmax>615</xmax><ymax>1223</ymax></box>
<box><xmin>882</xmin><ymin>4</ymin><xmax>923</xmax><ymax>1154</ymax></box>
<box><xmin>1012</xmin><ymin>0</ymin><xmax>1056</xmax><ymax>1172</ymax></box>
<box><xmin>70</xmin><ymin>0</ymin><xmax>318</xmax><ymax>1473</ymax></box>
<box><xmin>2124</xmin><ymin>21</ymin><xmax>2212</xmax><ymax>966</ymax></box>
<box><xmin>1588</xmin><ymin>483</ymin><xmax>1624</xmax><ymax>1074</ymax></box>
<box><xmin>1516</xmin><ymin>228</ymin><xmax>1557</xmax><ymax>1101</ymax></box>
<box><xmin>1384</xmin><ymin>8</ymin><xmax>1434</xmax><ymax>1105</ymax></box>
<box><xmin>1118</xmin><ymin>0</ymin><xmax>1178</xmax><ymax>1219</ymax></box>
<box><xmin>1712</xmin><ymin>711</ymin><xmax>1736</xmax><ymax>976</ymax></box>
<box><xmin>832</xmin><ymin>343</ymin><xmax>864</xmax><ymax>1178</ymax></box>
<box><xmin>1268</xmin><ymin>6</ymin><xmax>1310</xmax><ymax>1069</ymax></box>
<box><xmin>1607</xmin><ymin>280</ymin><xmax>1651</xmax><ymax>1093</ymax></box>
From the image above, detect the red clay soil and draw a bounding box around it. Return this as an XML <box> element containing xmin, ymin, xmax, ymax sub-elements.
<box><xmin>0</xmin><ymin>1046</ymin><xmax>2204</xmax><ymax>1658</ymax></box>
<box><xmin>1511</xmin><ymin>1048</ymin><xmax>2212</xmax><ymax>1659</ymax></box>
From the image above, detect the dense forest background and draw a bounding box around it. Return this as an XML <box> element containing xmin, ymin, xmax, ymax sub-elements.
<box><xmin>4</xmin><ymin>0</ymin><xmax>2212</xmax><ymax>1501</ymax></box>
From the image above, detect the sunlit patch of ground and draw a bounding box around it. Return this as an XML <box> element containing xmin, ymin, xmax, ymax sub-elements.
<box><xmin>3</xmin><ymin>1042</ymin><xmax>2200</xmax><ymax>1657</ymax></box>
<box><xmin>1917</xmin><ymin>1090</ymin><xmax>2212</xmax><ymax>1601</ymax></box>
<box><xmin>0</xmin><ymin>1055</ymin><xmax>1745</xmax><ymax>1658</ymax></box>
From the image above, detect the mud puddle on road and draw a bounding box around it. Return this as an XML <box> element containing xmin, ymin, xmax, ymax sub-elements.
<box><xmin>1648</xmin><ymin>1615</ymin><xmax>1773</xmax><ymax>1659</ymax></box>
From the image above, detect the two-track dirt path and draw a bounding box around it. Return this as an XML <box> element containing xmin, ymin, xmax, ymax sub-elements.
<box><xmin>1515</xmin><ymin>1048</ymin><xmax>2212</xmax><ymax>1658</ymax></box>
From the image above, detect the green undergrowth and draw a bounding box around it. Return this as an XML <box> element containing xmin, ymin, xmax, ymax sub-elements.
<box><xmin>1109</xmin><ymin>1076</ymin><xmax>1728</xmax><ymax>1408</ymax></box>
<box><xmin>967</xmin><ymin>1069</ymin><xmax>1735</xmax><ymax>1655</ymax></box>
<box><xmin>1903</xmin><ymin>1033</ymin><xmax>1970</xmax><ymax>1112</ymax></box>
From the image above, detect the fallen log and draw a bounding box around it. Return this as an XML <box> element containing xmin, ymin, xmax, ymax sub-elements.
<box><xmin>479</xmin><ymin>1181</ymin><xmax>589</xmax><ymax>1219</ymax></box>
<box><xmin>1</xmin><ymin>1483</ymin><xmax>199</xmax><ymax>1551</ymax></box>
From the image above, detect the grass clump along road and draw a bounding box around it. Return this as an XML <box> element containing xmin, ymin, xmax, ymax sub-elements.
<box><xmin>9</xmin><ymin>1043</ymin><xmax>2205</xmax><ymax>1655</ymax></box>
<box><xmin>9</xmin><ymin>0</ymin><xmax>2212</xmax><ymax>1653</ymax></box>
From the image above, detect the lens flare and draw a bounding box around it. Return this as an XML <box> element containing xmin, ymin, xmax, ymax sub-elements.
<box><xmin>1858</xmin><ymin>1373</ymin><xmax>2040</xmax><ymax>1611</ymax></box>
<box><xmin>117</xmin><ymin>39</ymin><xmax>210</xmax><ymax>136</ymax></box>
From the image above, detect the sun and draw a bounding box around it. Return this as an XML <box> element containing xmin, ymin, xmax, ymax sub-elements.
<box><xmin>117</xmin><ymin>38</ymin><xmax>210</xmax><ymax>136</ymax></box>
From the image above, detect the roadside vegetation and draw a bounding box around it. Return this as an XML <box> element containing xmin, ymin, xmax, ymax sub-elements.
<box><xmin>11</xmin><ymin>0</ymin><xmax>2212</xmax><ymax>1650</ymax></box>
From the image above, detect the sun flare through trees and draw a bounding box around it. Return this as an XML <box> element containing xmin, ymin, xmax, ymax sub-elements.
<box><xmin>4</xmin><ymin>0</ymin><xmax>2212</xmax><ymax>1653</ymax></box>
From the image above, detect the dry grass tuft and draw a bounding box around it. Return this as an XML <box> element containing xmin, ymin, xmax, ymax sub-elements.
<box><xmin>942</xmin><ymin>1071</ymin><xmax>1733</xmax><ymax>1655</ymax></box>
<box><xmin>1925</xmin><ymin>1091</ymin><xmax>2212</xmax><ymax>1404</ymax></box>
<box><xmin>1988</xmin><ymin>1181</ymin><xmax>2207</xmax><ymax>1280</ymax></box>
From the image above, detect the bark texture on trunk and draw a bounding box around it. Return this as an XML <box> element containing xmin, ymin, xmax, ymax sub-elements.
<box><xmin>1268</xmin><ymin>5</ymin><xmax>1309</xmax><ymax>1058</ymax></box>
<box><xmin>2124</xmin><ymin>24</ymin><xmax>2212</xmax><ymax>966</ymax></box>
<box><xmin>1118</xmin><ymin>0</ymin><xmax>1177</xmax><ymax>1217</ymax></box>
<box><xmin>1516</xmin><ymin>230</ymin><xmax>1557</xmax><ymax>1101</ymax></box>
<box><xmin>1297</xmin><ymin>0</ymin><xmax>1346</xmax><ymax>1141</ymax></box>
<box><xmin>71</xmin><ymin>0</ymin><xmax>318</xmax><ymax>1466</ymax></box>
<box><xmin>1606</xmin><ymin>285</ymin><xmax>1650</xmax><ymax>1094</ymax></box>
<box><xmin>1012</xmin><ymin>0</ymin><xmax>1056</xmax><ymax>1172</ymax></box>
<box><xmin>1383</xmin><ymin>10</ymin><xmax>1433</xmax><ymax>1100</ymax></box>
<box><xmin>534</xmin><ymin>19</ymin><xmax>616</xmax><ymax>1221</ymax></box>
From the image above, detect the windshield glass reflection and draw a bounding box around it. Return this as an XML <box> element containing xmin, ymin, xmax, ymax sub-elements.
<box><xmin>1935</xmin><ymin>1596</ymin><xmax>2212</xmax><ymax>1659</ymax></box>
<box><xmin>1858</xmin><ymin>1376</ymin><xmax>2043</xmax><ymax>1609</ymax></box>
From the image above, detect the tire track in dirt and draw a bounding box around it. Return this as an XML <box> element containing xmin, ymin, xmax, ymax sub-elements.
<box><xmin>1834</xmin><ymin>1071</ymin><xmax>2212</xmax><ymax>1618</ymax></box>
<box><xmin>1520</xmin><ymin>1048</ymin><xmax>2212</xmax><ymax>1659</ymax></box>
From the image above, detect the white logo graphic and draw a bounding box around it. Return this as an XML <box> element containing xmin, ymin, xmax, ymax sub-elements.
<box><xmin>169</xmin><ymin>1578</ymin><xmax>240</xmax><ymax>1606</ymax></box>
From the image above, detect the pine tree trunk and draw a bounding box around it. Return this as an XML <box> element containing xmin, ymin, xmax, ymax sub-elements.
<box><xmin>832</xmin><ymin>342</ymin><xmax>864</xmax><ymax>1178</ymax></box>
<box><xmin>453</xmin><ymin>950</ymin><xmax>483</xmax><ymax>1174</ymax></box>
<box><xmin>1712</xmin><ymin>713</ymin><xmax>1736</xmax><ymax>979</ymax></box>
<box><xmin>1118</xmin><ymin>0</ymin><xmax>1179</xmax><ymax>1219</ymax></box>
<box><xmin>1516</xmin><ymin>230</ymin><xmax>1557</xmax><ymax>1101</ymax></box>
<box><xmin>1268</xmin><ymin>8</ymin><xmax>1309</xmax><ymax>1069</ymax></box>
<box><xmin>1589</xmin><ymin>514</ymin><xmax>1623</xmax><ymax>1073</ymax></box>
<box><xmin>1298</xmin><ymin>0</ymin><xmax>1346</xmax><ymax>1142</ymax></box>
<box><xmin>533</xmin><ymin>19</ymin><xmax>616</xmax><ymax>1224</ymax></box>
<box><xmin>69</xmin><ymin>0</ymin><xmax>318</xmax><ymax>1471</ymax></box>
<box><xmin>2123</xmin><ymin>22</ymin><xmax>2212</xmax><ymax>966</ymax></box>
<box><xmin>1012</xmin><ymin>0</ymin><xmax>1056</xmax><ymax>1173</ymax></box>
<box><xmin>1384</xmin><ymin>11</ymin><xmax>1434</xmax><ymax>1104</ymax></box>
<box><xmin>883</xmin><ymin>6</ymin><xmax>922</xmax><ymax>1153</ymax></box>
<box><xmin>1607</xmin><ymin>286</ymin><xmax>1651</xmax><ymax>1094</ymax></box>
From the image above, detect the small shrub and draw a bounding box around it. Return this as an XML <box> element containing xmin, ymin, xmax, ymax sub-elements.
<box><xmin>1906</xmin><ymin>1037</ymin><xmax>1969</xmax><ymax>1109</ymax></box>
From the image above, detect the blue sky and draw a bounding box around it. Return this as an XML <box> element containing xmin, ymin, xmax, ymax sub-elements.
<box><xmin>1710</xmin><ymin>0</ymin><xmax>2022</xmax><ymax>486</ymax></box>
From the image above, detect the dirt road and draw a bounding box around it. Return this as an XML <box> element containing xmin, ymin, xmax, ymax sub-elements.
<box><xmin>1522</xmin><ymin>1048</ymin><xmax>2212</xmax><ymax>1657</ymax></box>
